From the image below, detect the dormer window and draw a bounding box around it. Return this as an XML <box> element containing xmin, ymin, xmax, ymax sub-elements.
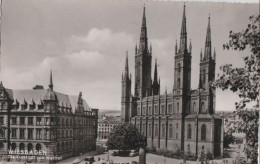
<box><xmin>29</xmin><ymin>99</ymin><xmax>35</xmax><ymax>110</ymax></box>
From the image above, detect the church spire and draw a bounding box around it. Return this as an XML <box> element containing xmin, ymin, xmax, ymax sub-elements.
<box><xmin>124</xmin><ymin>51</ymin><xmax>129</xmax><ymax>79</ymax></box>
<box><xmin>204</xmin><ymin>15</ymin><xmax>212</xmax><ymax>60</ymax></box>
<box><xmin>179</xmin><ymin>3</ymin><xmax>187</xmax><ymax>53</ymax></box>
<box><xmin>139</xmin><ymin>5</ymin><xmax>148</xmax><ymax>54</ymax></box>
<box><xmin>154</xmin><ymin>59</ymin><xmax>158</xmax><ymax>83</ymax></box>
<box><xmin>49</xmin><ymin>70</ymin><xmax>53</xmax><ymax>91</ymax></box>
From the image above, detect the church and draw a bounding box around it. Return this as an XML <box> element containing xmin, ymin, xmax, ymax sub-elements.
<box><xmin>121</xmin><ymin>5</ymin><xmax>224</xmax><ymax>158</ymax></box>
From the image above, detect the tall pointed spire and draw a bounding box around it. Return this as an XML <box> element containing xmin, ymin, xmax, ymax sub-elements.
<box><xmin>175</xmin><ymin>40</ymin><xmax>178</xmax><ymax>54</ymax></box>
<box><xmin>204</xmin><ymin>15</ymin><xmax>212</xmax><ymax>60</ymax></box>
<box><xmin>49</xmin><ymin>70</ymin><xmax>53</xmax><ymax>91</ymax></box>
<box><xmin>154</xmin><ymin>59</ymin><xmax>158</xmax><ymax>83</ymax></box>
<box><xmin>200</xmin><ymin>48</ymin><xmax>203</xmax><ymax>61</ymax></box>
<box><xmin>179</xmin><ymin>3</ymin><xmax>187</xmax><ymax>53</ymax></box>
<box><xmin>139</xmin><ymin>5</ymin><xmax>148</xmax><ymax>54</ymax></box>
<box><xmin>124</xmin><ymin>51</ymin><xmax>129</xmax><ymax>79</ymax></box>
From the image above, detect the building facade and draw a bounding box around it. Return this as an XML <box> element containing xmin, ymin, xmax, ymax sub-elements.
<box><xmin>97</xmin><ymin>116</ymin><xmax>120</xmax><ymax>142</ymax></box>
<box><xmin>0</xmin><ymin>72</ymin><xmax>98</xmax><ymax>162</ymax></box>
<box><xmin>121</xmin><ymin>5</ymin><xmax>224</xmax><ymax>158</ymax></box>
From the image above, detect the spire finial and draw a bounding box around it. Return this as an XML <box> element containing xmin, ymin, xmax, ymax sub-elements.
<box><xmin>49</xmin><ymin>69</ymin><xmax>53</xmax><ymax>91</ymax></box>
<box><xmin>139</xmin><ymin>5</ymin><xmax>148</xmax><ymax>53</ymax></box>
<box><xmin>200</xmin><ymin>48</ymin><xmax>203</xmax><ymax>61</ymax></box>
<box><xmin>124</xmin><ymin>51</ymin><xmax>129</xmax><ymax>79</ymax></box>
<box><xmin>213</xmin><ymin>47</ymin><xmax>216</xmax><ymax>60</ymax></box>
<box><xmin>189</xmin><ymin>39</ymin><xmax>192</xmax><ymax>53</ymax></box>
<box><xmin>153</xmin><ymin>58</ymin><xmax>158</xmax><ymax>83</ymax></box>
<box><xmin>179</xmin><ymin>3</ymin><xmax>187</xmax><ymax>53</ymax></box>
<box><xmin>175</xmin><ymin>40</ymin><xmax>178</xmax><ymax>53</ymax></box>
<box><xmin>204</xmin><ymin>15</ymin><xmax>212</xmax><ymax>59</ymax></box>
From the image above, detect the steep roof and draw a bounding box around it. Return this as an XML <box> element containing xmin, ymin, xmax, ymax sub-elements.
<box><xmin>6</xmin><ymin>89</ymin><xmax>90</xmax><ymax>113</ymax></box>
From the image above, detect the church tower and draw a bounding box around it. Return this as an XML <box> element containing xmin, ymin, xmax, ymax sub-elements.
<box><xmin>173</xmin><ymin>4</ymin><xmax>192</xmax><ymax>151</ymax></box>
<box><xmin>199</xmin><ymin>15</ymin><xmax>216</xmax><ymax>114</ymax></box>
<box><xmin>173</xmin><ymin>4</ymin><xmax>192</xmax><ymax>115</ymax></box>
<box><xmin>134</xmin><ymin>6</ymin><xmax>152</xmax><ymax>99</ymax></box>
<box><xmin>121</xmin><ymin>52</ymin><xmax>132</xmax><ymax>122</ymax></box>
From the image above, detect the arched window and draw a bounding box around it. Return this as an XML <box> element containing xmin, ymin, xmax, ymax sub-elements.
<box><xmin>201</xmin><ymin>102</ymin><xmax>206</xmax><ymax>113</ymax></box>
<box><xmin>177</xmin><ymin>63</ymin><xmax>181</xmax><ymax>75</ymax></box>
<box><xmin>148</xmin><ymin>124</ymin><xmax>152</xmax><ymax>137</ymax></box>
<box><xmin>201</xmin><ymin>125</ymin><xmax>206</xmax><ymax>141</ymax></box>
<box><xmin>36</xmin><ymin>144</ymin><xmax>41</xmax><ymax>151</ymax></box>
<box><xmin>142</xmin><ymin>124</ymin><xmax>146</xmax><ymax>136</ymax></box>
<box><xmin>19</xmin><ymin>143</ymin><xmax>25</xmax><ymax>151</ymax></box>
<box><xmin>177</xmin><ymin>102</ymin><xmax>180</xmax><ymax>113</ymax></box>
<box><xmin>162</xmin><ymin>124</ymin><xmax>165</xmax><ymax>138</ymax></box>
<box><xmin>187</xmin><ymin>124</ymin><xmax>192</xmax><ymax>139</ymax></box>
<box><xmin>161</xmin><ymin>105</ymin><xmax>165</xmax><ymax>115</ymax></box>
<box><xmin>28</xmin><ymin>143</ymin><xmax>33</xmax><ymax>152</ymax></box>
<box><xmin>193</xmin><ymin>102</ymin><xmax>196</xmax><ymax>113</ymax></box>
<box><xmin>11</xmin><ymin>143</ymin><xmax>16</xmax><ymax>151</ymax></box>
<box><xmin>177</xmin><ymin>63</ymin><xmax>181</xmax><ymax>88</ymax></box>
<box><xmin>169</xmin><ymin>124</ymin><xmax>173</xmax><ymax>138</ymax></box>
<box><xmin>155</xmin><ymin>124</ymin><xmax>158</xmax><ymax>137</ymax></box>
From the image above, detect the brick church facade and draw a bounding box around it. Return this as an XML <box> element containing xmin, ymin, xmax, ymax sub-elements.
<box><xmin>121</xmin><ymin>5</ymin><xmax>224</xmax><ymax>158</ymax></box>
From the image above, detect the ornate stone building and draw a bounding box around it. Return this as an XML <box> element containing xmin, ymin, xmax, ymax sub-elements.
<box><xmin>121</xmin><ymin>5</ymin><xmax>224</xmax><ymax>158</ymax></box>
<box><xmin>0</xmin><ymin>71</ymin><xmax>98</xmax><ymax>162</ymax></box>
<box><xmin>97</xmin><ymin>116</ymin><xmax>120</xmax><ymax>142</ymax></box>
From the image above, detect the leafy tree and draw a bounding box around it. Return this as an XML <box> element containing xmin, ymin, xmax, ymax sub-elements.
<box><xmin>224</xmin><ymin>132</ymin><xmax>235</xmax><ymax>148</ymax></box>
<box><xmin>107</xmin><ymin>123</ymin><xmax>147</xmax><ymax>153</ymax></box>
<box><xmin>212</xmin><ymin>15</ymin><xmax>259</xmax><ymax>163</ymax></box>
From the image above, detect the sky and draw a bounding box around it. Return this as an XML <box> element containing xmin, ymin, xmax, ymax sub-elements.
<box><xmin>0</xmin><ymin>0</ymin><xmax>258</xmax><ymax>111</ymax></box>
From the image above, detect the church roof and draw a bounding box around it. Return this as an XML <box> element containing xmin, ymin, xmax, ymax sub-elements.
<box><xmin>5</xmin><ymin>89</ymin><xmax>90</xmax><ymax>113</ymax></box>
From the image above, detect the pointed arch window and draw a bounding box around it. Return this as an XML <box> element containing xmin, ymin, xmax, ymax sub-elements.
<box><xmin>187</xmin><ymin>124</ymin><xmax>192</xmax><ymax>139</ymax></box>
<box><xmin>148</xmin><ymin>124</ymin><xmax>152</xmax><ymax>137</ymax></box>
<box><xmin>169</xmin><ymin>124</ymin><xmax>173</xmax><ymax>138</ymax></box>
<box><xmin>193</xmin><ymin>102</ymin><xmax>196</xmax><ymax>113</ymax></box>
<box><xmin>177</xmin><ymin>102</ymin><xmax>180</xmax><ymax>113</ymax></box>
<box><xmin>155</xmin><ymin>124</ymin><xmax>158</xmax><ymax>137</ymax></box>
<box><xmin>201</xmin><ymin>125</ymin><xmax>206</xmax><ymax>141</ymax></box>
<box><xmin>142</xmin><ymin>124</ymin><xmax>146</xmax><ymax>136</ymax></box>
<box><xmin>162</xmin><ymin>124</ymin><xmax>165</xmax><ymax>138</ymax></box>
<box><xmin>201</xmin><ymin>102</ymin><xmax>206</xmax><ymax>113</ymax></box>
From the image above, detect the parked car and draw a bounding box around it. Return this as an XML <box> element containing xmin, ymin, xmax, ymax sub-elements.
<box><xmin>129</xmin><ymin>149</ymin><xmax>139</xmax><ymax>157</ymax></box>
<box><xmin>111</xmin><ymin>150</ymin><xmax>119</xmax><ymax>156</ymax></box>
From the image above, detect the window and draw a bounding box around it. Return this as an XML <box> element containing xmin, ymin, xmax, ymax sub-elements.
<box><xmin>187</xmin><ymin>124</ymin><xmax>192</xmax><ymax>139</ymax></box>
<box><xmin>11</xmin><ymin>143</ymin><xmax>16</xmax><ymax>151</ymax></box>
<box><xmin>148</xmin><ymin>124</ymin><xmax>152</xmax><ymax>137</ymax></box>
<box><xmin>201</xmin><ymin>125</ymin><xmax>206</xmax><ymax>141</ymax></box>
<box><xmin>36</xmin><ymin>129</ymin><xmax>42</xmax><ymax>140</ymax></box>
<box><xmin>143</xmin><ymin>107</ymin><xmax>146</xmax><ymax>115</ymax></box>
<box><xmin>177</xmin><ymin>78</ymin><xmax>181</xmax><ymax>88</ymax></box>
<box><xmin>176</xmin><ymin>133</ymin><xmax>178</xmax><ymax>139</ymax></box>
<box><xmin>0</xmin><ymin>117</ymin><xmax>3</xmax><ymax>125</ymax></box>
<box><xmin>177</xmin><ymin>102</ymin><xmax>180</xmax><ymax>113</ymax></box>
<box><xmin>201</xmin><ymin>102</ymin><xmax>206</xmax><ymax>113</ymax></box>
<box><xmin>168</xmin><ymin>104</ymin><xmax>172</xmax><ymax>114</ymax></box>
<box><xmin>28</xmin><ymin>129</ymin><xmax>33</xmax><ymax>139</ymax></box>
<box><xmin>19</xmin><ymin>143</ymin><xmax>25</xmax><ymax>151</ymax></box>
<box><xmin>11</xmin><ymin>129</ymin><xmax>17</xmax><ymax>138</ymax></box>
<box><xmin>169</xmin><ymin>124</ymin><xmax>173</xmax><ymax>138</ymax></box>
<box><xmin>50</xmin><ymin>117</ymin><xmax>55</xmax><ymax>125</ymax></box>
<box><xmin>161</xmin><ymin>105</ymin><xmax>165</xmax><ymax>114</ymax></box>
<box><xmin>50</xmin><ymin>130</ymin><xmax>55</xmax><ymax>140</ymax></box>
<box><xmin>28</xmin><ymin>117</ymin><xmax>33</xmax><ymax>125</ymax></box>
<box><xmin>193</xmin><ymin>102</ymin><xmax>196</xmax><ymax>113</ymax></box>
<box><xmin>162</xmin><ymin>124</ymin><xmax>165</xmax><ymax>138</ymax></box>
<box><xmin>137</xmin><ymin>107</ymin><xmax>141</xmax><ymax>116</ymax></box>
<box><xmin>176</xmin><ymin>123</ymin><xmax>178</xmax><ymax>129</ymax></box>
<box><xmin>20</xmin><ymin>129</ymin><xmax>25</xmax><ymax>139</ymax></box>
<box><xmin>154</xmin><ymin>105</ymin><xmax>158</xmax><ymax>114</ymax></box>
<box><xmin>45</xmin><ymin>117</ymin><xmax>50</xmax><ymax>125</ymax></box>
<box><xmin>148</xmin><ymin>106</ymin><xmax>152</xmax><ymax>115</ymax></box>
<box><xmin>36</xmin><ymin>144</ymin><xmax>41</xmax><ymax>151</ymax></box>
<box><xmin>28</xmin><ymin>143</ymin><xmax>33</xmax><ymax>151</ymax></box>
<box><xmin>11</xmin><ymin>117</ymin><xmax>17</xmax><ymax>125</ymax></box>
<box><xmin>36</xmin><ymin>117</ymin><xmax>41</xmax><ymax>125</ymax></box>
<box><xmin>142</xmin><ymin>124</ymin><xmax>146</xmax><ymax>136</ymax></box>
<box><xmin>155</xmin><ymin>124</ymin><xmax>158</xmax><ymax>137</ymax></box>
<box><xmin>20</xmin><ymin>117</ymin><xmax>25</xmax><ymax>125</ymax></box>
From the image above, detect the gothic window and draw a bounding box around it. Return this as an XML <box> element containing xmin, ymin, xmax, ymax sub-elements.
<box><xmin>142</xmin><ymin>124</ymin><xmax>146</xmax><ymax>136</ymax></box>
<box><xmin>154</xmin><ymin>105</ymin><xmax>158</xmax><ymax>114</ymax></box>
<box><xmin>161</xmin><ymin>105</ymin><xmax>165</xmax><ymax>115</ymax></box>
<box><xmin>169</xmin><ymin>124</ymin><xmax>173</xmax><ymax>138</ymax></box>
<box><xmin>168</xmin><ymin>104</ymin><xmax>172</xmax><ymax>114</ymax></box>
<box><xmin>177</xmin><ymin>78</ymin><xmax>181</xmax><ymax>88</ymax></box>
<box><xmin>201</xmin><ymin>125</ymin><xmax>206</xmax><ymax>141</ymax></box>
<box><xmin>177</xmin><ymin>102</ymin><xmax>180</xmax><ymax>113</ymax></box>
<box><xmin>0</xmin><ymin>117</ymin><xmax>3</xmax><ymax>125</ymax></box>
<box><xmin>155</xmin><ymin>124</ymin><xmax>158</xmax><ymax>137</ymax></box>
<box><xmin>0</xmin><ymin>129</ymin><xmax>4</xmax><ymax>138</ymax></box>
<box><xmin>143</xmin><ymin>107</ymin><xmax>146</xmax><ymax>116</ymax></box>
<box><xmin>202</xmin><ymin>69</ymin><xmax>206</xmax><ymax>88</ymax></box>
<box><xmin>201</xmin><ymin>102</ymin><xmax>206</xmax><ymax>113</ymax></box>
<box><xmin>148</xmin><ymin>124</ymin><xmax>152</xmax><ymax>137</ymax></box>
<box><xmin>177</xmin><ymin>63</ymin><xmax>181</xmax><ymax>76</ymax></box>
<box><xmin>137</xmin><ymin>107</ymin><xmax>141</xmax><ymax>116</ymax></box>
<box><xmin>137</xmin><ymin>124</ymin><xmax>139</xmax><ymax>131</ymax></box>
<box><xmin>148</xmin><ymin>106</ymin><xmax>152</xmax><ymax>115</ymax></box>
<box><xmin>187</xmin><ymin>124</ymin><xmax>192</xmax><ymax>139</ymax></box>
<box><xmin>176</xmin><ymin>132</ymin><xmax>178</xmax><ymax>139</ymax></box>
<box><xmin>193</xmin><ymin>102</ymin><xmax>196</xmax><ymax>113</ymax></box>
<box><xmin>176</xmin><ymin>123</ymin><xmax>178</xmax><ymax>129</ymax></box>
<box><xmin>161</xmin><ymin>124</ymin><xmax>165</xmax><ymax>138</ymax></box>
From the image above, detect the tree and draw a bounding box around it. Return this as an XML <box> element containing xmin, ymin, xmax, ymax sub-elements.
<box><xmin>107</xmin><ymin>123</ymin><xmax>147</xmax><ymax>153</ymax></box>
<box><xmin>212</xmin><ymin>15</ymin><xmax>259</xmax><ymax>163</ymax></box>
<box><xmin>224</xmin><ymin>132</ymin><xmax>235</xmax><ymax>148</ymax></box>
